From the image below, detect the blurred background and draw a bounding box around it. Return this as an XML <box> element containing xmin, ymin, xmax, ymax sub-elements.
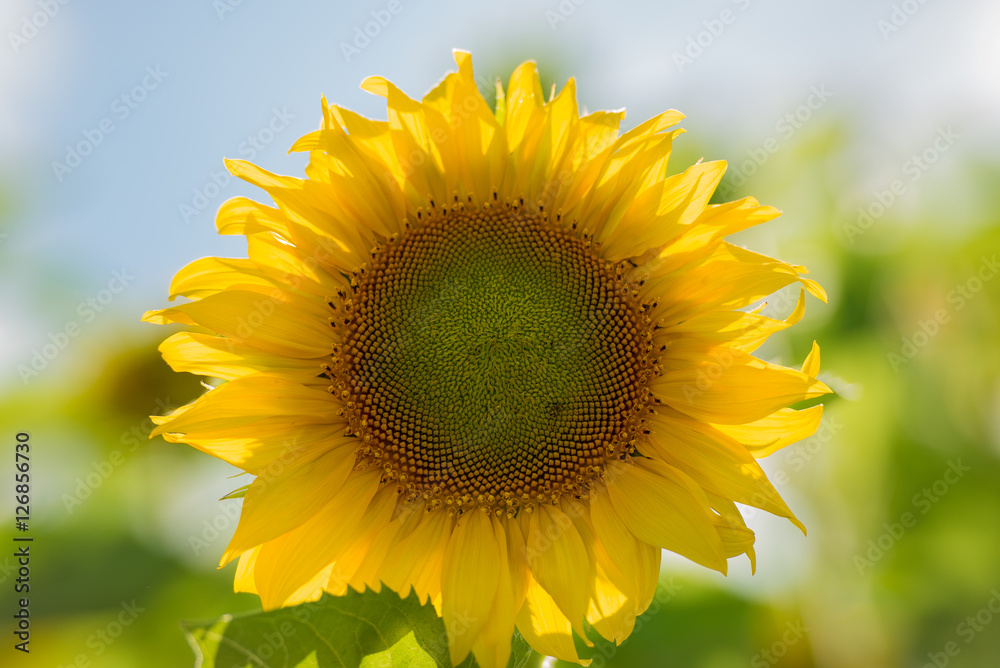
<box><xmin>2</xmin><ymin>0</ymin><xmax>999</xmax><ymax>666</ymax></box>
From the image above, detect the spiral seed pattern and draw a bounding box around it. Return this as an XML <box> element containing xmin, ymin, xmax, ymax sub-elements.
<box><xmin>331</xmin><ymin>204</ymin><xmax>655</xmax><ymax>515</ymax></box>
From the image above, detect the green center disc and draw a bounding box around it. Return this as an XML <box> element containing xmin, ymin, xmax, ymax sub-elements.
<box><xmin>340</xmin><ymin>207</ymin><xmax>648</xmax><ymax>513</ymax></box>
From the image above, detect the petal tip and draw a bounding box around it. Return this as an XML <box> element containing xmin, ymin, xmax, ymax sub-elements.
<box><xmin>360</xmin><ymin>75</ymin><xmax>389</xmax><ymax>97</ymax></box>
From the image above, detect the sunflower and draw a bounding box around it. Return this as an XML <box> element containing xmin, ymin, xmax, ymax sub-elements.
<box><xmin>145</xmin><ymin>51</ymin><xmax>831</xmax><ymax>666</ymax></box>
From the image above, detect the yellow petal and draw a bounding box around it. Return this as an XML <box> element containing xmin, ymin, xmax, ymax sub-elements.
<box><xmin>151</xmin><ymin>374</ymin><xmax>340</xmax><ymax>439</ymax></box>
<box><xmin>504</xmin><ymin>61</ymin><xmax>545</xmax><ymax>153</ymax></box>
<box><xmin>651</xmin><ymin>344</ymin><xmax>832</xmax><ymax>424</ymax></box>
<box><xmin>589</xmin><ymin>488</ymin><xmax>660</xmax><ymax>613</ymax></box>
<box><xmin>348</xmin><ymin>504</ymin><xmax>422</xmax><ymax>595</ymax></box>
<box><xmin>143</xmin><ymin>289</ymin><xmax>335</xmax><ymax>359</ymax></box>
<box><xmin>605</xmin><ymin>459</ymin><xmax>726</xmax><ymax>573</ymax></box>
<box><xmin>660</xmin><ymin>288</ymin><xmax>807</xmax><ymax>353</ymax></box>
<box><xmin>324</xmin><ymin>484</ymin><xmax>398</xmax><ymax>595</ymax></box>
<box><xmin>525</xmin><ymin>503</ymin><xmax>593</xmax><ymax>640</ymax></box>
<box><xmin>288</xmin><ymin>127</ymin><xmax>405</xmax><ymax>234</ymax></box>
<box><xmin>615</xmin><ymin>109</ymin><xmax>686</xmax><ymax>144</ymax></box>
<box><xmin>572</xmin><ymin>130</ymin><xmax>683</xmax><ymax>239</ymax></box>
<box><xmin>801</xmin><ymin>339</ymin><xmax>822</xmax><ymax>377</ymax></box>
<box><xmin>442</xmin><ymin>510</ymin><xmax>500</xmax><ymax>667</ymax></box>
<box><xmin>541</xmin><ymin>109</ymin><xmax>628</xmax><ymax>213</ymax></box>
<box><xmin>726</xmin><ymin>244</ymin><xmax>827</xmax><ymax>303</ymax></box>
<box><xmin>515</xmin><ymin>576</ymin><xmax>591</xmax><ymax>666</ymax></box>
<box><xmin>172</xmin><ymin>227</ymin><xmax>350</xmax><ymax>302</ymax></box>
<box><xmin>219</xmin><ymin>196</ymin><xmax>362</xmax><ymax>273</ymax></box>
<box><xmin>225</xmin><ymin>160</ymin><xmax>379</xmax><ymax>263</ymax></box>
<box><xmin>505</xmin><ymin>515</ymin><xmax>530</xmax><ymax>616</ymax></box>
<box><xmin>713</xmin><ymin>405</ymin><xmax>825</xmax><ymax>458</ymax></box>
<box><xmin>599</xmin><ymin>160</ymin><xmax>727</xmax><ymax>260</ymax></box>
<box><xmin>578</xmin><ymin>493</ymin><xmax>659</xmax><ymax>645</ymax></box>
<box><xmin>376</xmin><ymin>506</ymin><xmax>452</xmax><ymax>605</ymax></box>
<box><xmin>708</xmin><ymin>493</ymin><xmax>757</xmax><ymax>572</ymax></box>
<box><xmin>471</xmin><ymin>516</ymin><xmax>517</xmax><ymax>668</ymax></box>
<box><xmin>158</xmin><ymin>332</ymin><xmax>320</xmax><ymax>382</ymax></box>
<box><xmin>420</xmin><ymin>50</ymin><xmax>507</xmax><ymax>203</ymax></box>
<box><xmin>643</xmin><ymin>410</ymin><xmax>804</xmax><ymax>533</ymax></box>
<box><xmin>280</xmin><ymin>563</ymin><xmax>333</xmax><ymax>608</ymax></box>
<box><xmin>233</xmin><ymin>546</ymin><xmax>261</xmax><ymax>594</ymax></box>
<box><xmin>169</xmin><ymin>256</ymin><xmax>276</xmax><ymax>301</ymax></box>
<box><xmin>576</xmin><ymin>110</ymin><xmax>626</xmax><ymax>163</ymax></box>
<box><xmin>645</xmin><ymin>243</ymin><xmax>824</xmax><ymax>325</ymax></box>
<box><xmin>361</xmin><ymin>75</ymin><xmax>451</xmax><ymax>205</ymax></box>
<box><xmin>246</xmin><ymin>232</ymin><xmax>350</xmax><ymax>297</ymax></box>
<box><xmin>570</xmin><ymin>109</ymin><xmax>686</xmax><ymax>224</ymax></box>
<box><xmin>586</xmin><ymin>561</ymin><xmax>635</xmax><ymax>644</ymax></box>
<box><xmin>716</xmin><ymin>520</ymin><xmax>756</xmax><ymax>572</ymax></box>
<box><xmin>639</xmin><ymin>197</ymin><xmax>782</xmax><ymax>278</ymax></box>
<box><xmin>221</xmin><ymin>443</ymin><xmax>356</xmax><ymax>564</ymax></box>
<box><xmin>253</xmin><ymin>468</ymin><xmax>381</xmax><ymax>609</ymax></box>
<box><xmin>160</xmin><ymin>420</ymin><xmax>350</xmax><ymax>473</ymax></box>
<box><xmin>506</xmin><ymin>76</ymin><xmax>581</xmax><ymax>207</ymax></box>
<box><xmin>327</xmin><ymin>105</ymin><xmax>408</xmax><ymax>201</ymax></box>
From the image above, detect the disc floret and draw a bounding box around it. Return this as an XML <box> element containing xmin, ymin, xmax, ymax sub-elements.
<box><xmin>328</xmin><ymin>200</ymin><xmax>659</xmax><ymax>516</ymax></box>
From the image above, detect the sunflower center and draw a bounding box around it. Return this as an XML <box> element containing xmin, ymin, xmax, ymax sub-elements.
<box><xmin>334</xmin><ymin>205</ymin><xmax>653</xmax><ymax>515</ymax></box>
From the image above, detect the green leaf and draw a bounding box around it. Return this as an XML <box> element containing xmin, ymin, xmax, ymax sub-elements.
<box><xmin>493</xmin><ymin>78</ymin><xmax>506</xmax><ymax>126</ymax></box>
<box><xmin>219</xmin><ymin>483</ymin><xmax>250</xmax><ymax>501</ymax></box>
<box><xmin>182</xmin><ymin>588</ymin><xmax>539</xmax><ymax>668</ymax></box>
<box><xmin>509</xmin><ymin>630</ymin><xmax>535</xmax><ymax>668</ymax></box>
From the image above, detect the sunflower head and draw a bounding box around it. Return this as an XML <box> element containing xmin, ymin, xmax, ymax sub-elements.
<box><xmin>338</xmin><ymin>204</ymin><xmax>655</xmax><ymax>516</ymax></box>
<box><xmin>146</xmin><ymin>51</ymin><xmax>831</xmax><ymax>667</ymax></box>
